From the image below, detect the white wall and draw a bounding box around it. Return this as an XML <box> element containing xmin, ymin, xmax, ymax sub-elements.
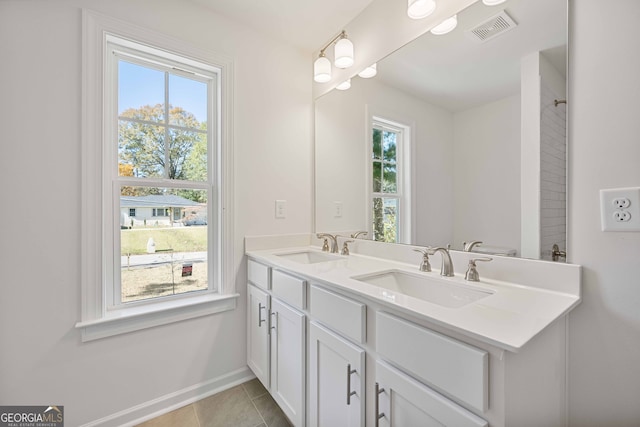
<box><xmin>0</xmin><ymin>0</ymin><xmax>312</xmax><ymax>425</ymax></box>
<box><xmin>315</xmin><ymin>77</ymin><xmax>454</xmax><ymax>245</ymax></box>
<box><xmin>452</xmin><ymin>95</ymin><xmax>521</xmax><ymax>254</ymax></box>
<box><xmin>568</xmin><ymin>0</ymin><xmax>640</xmax><ymax>425</ymax></box>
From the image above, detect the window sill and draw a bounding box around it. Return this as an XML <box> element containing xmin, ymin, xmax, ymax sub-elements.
<box><xmin>75</xmin><ymin>292</ymin><xmax>239</xmax><ymax>342</ymax></box>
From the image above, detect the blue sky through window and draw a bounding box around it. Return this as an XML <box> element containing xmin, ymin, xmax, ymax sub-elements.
<box><xmin>118</xmin><ymin>60</ymin><xmax>207</xmax><ymax>123</ymax></box>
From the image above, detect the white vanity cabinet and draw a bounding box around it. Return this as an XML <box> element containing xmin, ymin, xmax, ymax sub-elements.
<box><xmin>309</xmin><ymin>321</ymin><xmax>365</xmax><ymax>427</ymax></box>
<box><xmin>246</xmin><ymin>254</ymin><xmax>572</xmax><ymax>427</ymax></box>
<box><xmin>375</xmin><ymin>361</ymin><xmax>488</xmax><ymax>427</ymax></box>
<box><xmin>247</xmin><ymin>283</ymin><xmax>270</xmax><ymax>388</ymax></box>
<box><xmin>270</xmin><ymin>298</ymin><xmax>305</xmax><ymax>427</ymax></box>
<box><xmin>247</xmin><ymin>261</ymin><xmax>306</xmax><ymax>427</ymax></box>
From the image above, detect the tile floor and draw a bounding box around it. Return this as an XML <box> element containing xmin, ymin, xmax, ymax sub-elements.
<box><xmin>136</xmin><ymin>379</ymin><xmax>293</xmax><ymax>427</ymax></box>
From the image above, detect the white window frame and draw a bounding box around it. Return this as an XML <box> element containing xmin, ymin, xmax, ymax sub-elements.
<box><xmin>76</xmin><ymin>10</ymin><xmax>237</xmax><ymax>342</ymax></box>
<box><xmin>367</xmin><ymin>116</ymin><xmax>412</xmax><ymax>244</ymax></box>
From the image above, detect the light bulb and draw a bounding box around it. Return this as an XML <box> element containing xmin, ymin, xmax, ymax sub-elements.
<box><xmin>482</xmin><ymin>0</ymin><xmax>507</xmax><ymax>5</ymax></box>
<box><xmin>336</xmin><ymin>79</ymin><xmax>351</xmax><ymax>90</ymax></box>
<box><xmin>314</xmin><ymin>56</ymin><xmax>331</xmax><ymax>83</ymax></box>
<box><xmin>430</xmin><ymin>15</ymin><xmax>457</xmax><ymax>35</ymax></box>
<box><xmin>334</xmin><ymin>38</ymin><xmax>354</xmax><ymax>69</ymax></box>
<box><xmin>358</xmin><ymin>63</ymin><xmax>377</xmax><ymax>79</ymax></box>
<box><xmin>407</xmin><ymin>0</ymin><xmax>436</xmax><ymax>20</ymax></box>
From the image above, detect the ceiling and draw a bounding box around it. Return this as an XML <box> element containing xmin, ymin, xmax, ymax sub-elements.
<box><xmin>189</xmin><ymin>0</ymin><xmax>375</xmax><ymax>51</ymax></box>
<box><xmin>376</xmin><ymin>0</ymin><xmax>567</xmax><ymax>112</ymax></box>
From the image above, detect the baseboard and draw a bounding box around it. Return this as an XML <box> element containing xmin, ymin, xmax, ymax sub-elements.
<box><xmin>80</xmin><ymin>366</ymin><xmax>255</xmax><ymax>427</ymax></box>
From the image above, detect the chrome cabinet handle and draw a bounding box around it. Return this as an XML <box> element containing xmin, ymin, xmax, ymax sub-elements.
<box><xmin>258</xmin><ymin>303</ymin><xmax>266</xmax><ymax>327</ymax></box>
<box><xmin>346</xmin><ymin>364</ymin><xmax>357</xmax><ymax>405</ymax></box>
<box><xmin>270</xmin><ymin>311</ymin><xmax>277</xmax><ymax>332</ymax></box>
<box><xmin>375</xmin><ymin>382</ymin><xmax>385</xmax><ymax>427</ymax></box>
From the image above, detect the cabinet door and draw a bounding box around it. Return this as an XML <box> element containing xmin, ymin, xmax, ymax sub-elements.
<box><xmin>270</xmin><ymin>298</ymin><xmax>305</xmax><ymax>427</ymax></box>
<box><xmin>375</xmin><ymin>361</ymin><xmax>487</xmax><ymax>427</ymax></box>
<box><xmin>247</xmin><ymin>284</ymin><xmax>270</xmax><ymax>388</ymax></box>
<box><xmin>309</xmin><ymin>322</ymin><xmax>365</xmax><ymax>427</ymax></box>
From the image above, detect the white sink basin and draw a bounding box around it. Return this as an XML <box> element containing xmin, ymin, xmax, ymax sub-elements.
<box><xmin>276</xmin><ymin>251</ymin><xmax>343</xmax><ymax>264</ymax></box>
<box><xmin>352</xmin><ymin>270</ymin><xmax>493</xmax><ymax>308</ymax></box>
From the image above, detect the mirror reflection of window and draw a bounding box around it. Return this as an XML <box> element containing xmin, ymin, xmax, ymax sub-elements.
<box><xmin>370</xmin><ymin>119</ymin><xmax>410</xmax><ymax>243</ymax></box>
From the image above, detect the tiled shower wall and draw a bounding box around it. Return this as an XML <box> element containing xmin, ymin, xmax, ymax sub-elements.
<box><xmin>539</xmin><ymin>83</ymin><xmax>567</xmax><ymax>261</ymax></box>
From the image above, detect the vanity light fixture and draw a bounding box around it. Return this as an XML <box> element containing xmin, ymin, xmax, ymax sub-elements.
<box><xmin>336</xmin><ymin>79</ymin><xmax>351</xmax><ymax>90</ymax></box>
<box><xmin>313</xmin><ymin>30</ymin><xmax>354</xmax><ymax>82</ymax></box>
<box><xmin>313</xmin><ymin>53</ymin><xmax>332</xmax><ymax>83</ymax></box>
<box><xmin>407</xmin><ymin>0</ymin><xmax>436</xmax><ymax>20</ymax></box>
<box><xmin>358</xmin><ymin>63</ymin><xmax>377</xmax><ymax>78</ymax></box>
<box><xmin>431</xmin><ymin>14</ymin><xmax>458</xmax><ymax>35</ymax></box>
<box><xmin>334</xmin><ymin>34</ymin><xmax>354</xmax><ymax>68</ymax></box>
<box><xmin>482</xmin><ymin>0</ymin><xmax>507</xmax><ymax>5</ymax></box>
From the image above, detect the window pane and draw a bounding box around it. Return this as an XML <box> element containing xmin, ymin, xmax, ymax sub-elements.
<box><xmin>120</xmin><ymin>187</ymin><xmax>208</xmax><ymax>303</ymax></box>
<box><xmin>383</xmin><ymin>130</ymin><xmax>397</xmax><ymax>162</ymax></box>
<box><xmin>168</xmin><ymin>129</ymin><xmax>208</xmax><ymax>181</ymax></box>
<box><xmin>169</xmin><ymin>74</ymin><xmax>208</xmax><ymax>126</ymax></box>
<box><xmin>118</xmin><ymin>60</ymin><xmax>164</xmax><ymax>121</ymax></box>
<box><xmin>372</xmin><ymin>197</ymin><xmax>398</xmax><ymax>243</ymax></box>
<box><xmin>118</xmin><ymin>120</ymin><xmax>165</xmax><ymax>178</ymax></box>
<box><xmin>372</xmin><ymin>128</ymin><xmax>382</xmax><ymax>160</ymax></box>
<box><xmin>372</xmin><ymin>161</ymin><xmax>382</xmax><ymax>193</ymax></box>
<box><xmin>383</xmin><ymin>163</ymin><xmax>397</xmax><ymax>193</ymax></box>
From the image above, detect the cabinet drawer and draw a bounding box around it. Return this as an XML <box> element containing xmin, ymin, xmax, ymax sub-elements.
<box><xmin>272</xmin><ymin>270</ymin><xmax>306</xmax><ymax>310</ymax></box>
<box><xmin>248</xmin><ymin>259</ymin><xmax>270</xmax><ymax>290</ymax></box>
<box><xmin>310</xmin><ymin>285</ymin><xmax>366</xmax><ymax>344</ymax></box>
<box><xmin>376</xmin><ymin>312</ymin><xmax>488</xmax><ymax>412</ymax></box>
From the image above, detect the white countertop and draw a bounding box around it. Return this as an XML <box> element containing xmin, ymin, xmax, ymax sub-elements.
<box><xmin>246</xmin><ymin>245</ymin><xmax>581</xmax><ymax>352</ymax></box>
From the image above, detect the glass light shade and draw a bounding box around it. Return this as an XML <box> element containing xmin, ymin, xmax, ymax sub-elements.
<box><xmin>334</xmin><ymin>38</ymin><xmax>354</xmax><ymax>69</ymax></box>
<box><xmin>336</xmin><ymin>79</ymin><xmax>351</xmax><ymax>90</ymax></box>
<box><xmin>407</xmin><ymin>0</ymin><xmax>436</xmax><ymax>19</ymax></box>
<box><xmin>314</xmin><ymin>56</ymin><xmax>331</xmax><ymax>83</ymax></box>
<box><xmin>430</xmin><ymin>15</ymin><xmax>458</xmax><ymax>35</ymax></box>
<box><xmin>482</xmin><ymin>0</ymin><xmax>507</xmax><ymax>5</ymax></box>
<box><xmin>358</xmin><ymin>63</ymin><xmax>377</xmax><ymax>78</ymax></box>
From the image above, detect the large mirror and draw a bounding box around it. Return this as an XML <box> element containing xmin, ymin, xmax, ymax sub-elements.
<box><xmin>315</xmin><ymin>0</ymin><xmax>567</xmax><ymax>261</ymax></box>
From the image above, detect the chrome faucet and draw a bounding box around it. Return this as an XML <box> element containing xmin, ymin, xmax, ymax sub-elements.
<box><xmin>413</xmin><ymin>249</ymin><xmax>432</xmax><ymax>272</ymax></box>
<box><xmin>350</xmin><ymin>231</ymin><xmax>368</xmax><ymax>239</ymax></box>
<box><xmin>428</xmin><ymin>246</ymin><xmax>454</xmax><ymax>277</ymax></box>
<box><xmin>463</xmin><ymin>240</ymin><xmax>483</xmax><ymax>252</ymax></box>
<box><xmin>316</xmin><ymin>233</ymin><xmax>339</xmax><ymax>253</ymax></box>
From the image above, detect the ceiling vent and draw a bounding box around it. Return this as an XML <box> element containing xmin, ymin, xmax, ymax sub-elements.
<box><xmin>466</xmin><ymin>10</ymin><xmax>517</xmax><ymax>43</ymax></box>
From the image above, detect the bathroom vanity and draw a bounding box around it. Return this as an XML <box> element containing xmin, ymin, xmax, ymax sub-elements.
<box><xmin>245</xmin><ymin>235</ymin><xmax>580</xmax><ymax>427</ymax></box>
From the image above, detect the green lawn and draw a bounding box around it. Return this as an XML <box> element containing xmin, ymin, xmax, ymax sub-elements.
<box><xmin>121</xmin><ymin>227</ymin><xmax>207</xmax><ymax>255</ymax></box>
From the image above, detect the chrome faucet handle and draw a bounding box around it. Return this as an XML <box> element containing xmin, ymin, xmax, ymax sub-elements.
<box><xmin>413</xmin><ymin>249</ymin><xmax>432</xmax><ymax>272</ymax></box>
<box><xmin>465</xmin><ymin>257</ymin><xmax>492</xmax><ymax>282</ymax></box>
<box><xmin>340</xmin><ymin>240</ymin><xmax>355</xmax><ymax>255</ymax></box>
<box><xmin>551</xmin><ymin>244</ymin><xmax>566</xmax><ymax>262</ymax></box>
<box><xmin>463</xmin><ymin>241</ymin><xmax>483</xmax><ymax>252</ymax></box>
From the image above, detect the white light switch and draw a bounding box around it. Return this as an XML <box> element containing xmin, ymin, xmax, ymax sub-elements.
<box><xmin>600</xmin><ymin>187</ymin><xmax>640</xmax><ymax>231</ymax></box>
<box><xmin>275</xmin><ymin>200</ymin><xmax>286</xmax><ymax>219</ymax></box>
<box><xmin>334</xmin><ymin>201</ymin><xmax>343</xmax><ymax>218</ymax></box>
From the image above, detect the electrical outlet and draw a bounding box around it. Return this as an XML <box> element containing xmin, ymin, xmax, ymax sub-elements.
<box><xmin>275</xmin><ymin>200</ymin><xmax>286</xmax><ymax>219</ymax></box>
<box><xmin>613</xmin><ymin>210</ymin><xmax>631</xmax><ymax>222</ymax></box>
<box><xmin>600</xmin><ymin>187</ymin><xmax>640</xmax><ymax>231</ymax></box>
<box><xmin>613</xmin><ymin>197</ymin><xmax>631</xmax><ymax>209</ymax></box>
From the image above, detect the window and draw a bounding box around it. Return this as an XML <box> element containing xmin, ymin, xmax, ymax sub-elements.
<box><xmin>370</xmin><ymin>118</ymin><xmax>411</xmax><ymax>243</ymax></box>
<box><xmin>152</xmin><ymin>208</ymin><xmax>169</xmax><ymax>217</ymax></box>
<box><xmin>78</xmin><ymin>11</ymin><xmax>236</xmax><ymax>341</ymax></box>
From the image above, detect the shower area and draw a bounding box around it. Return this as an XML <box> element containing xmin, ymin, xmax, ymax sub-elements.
<box><xmin>540</xmin><ymin>91</ymin><xmax>567</xmax><ymax>261</ymax></box>
<box><xmin>521</xmin><ymin>50</ymin><xmax>568</xmax><ymax>261</ymax></box>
